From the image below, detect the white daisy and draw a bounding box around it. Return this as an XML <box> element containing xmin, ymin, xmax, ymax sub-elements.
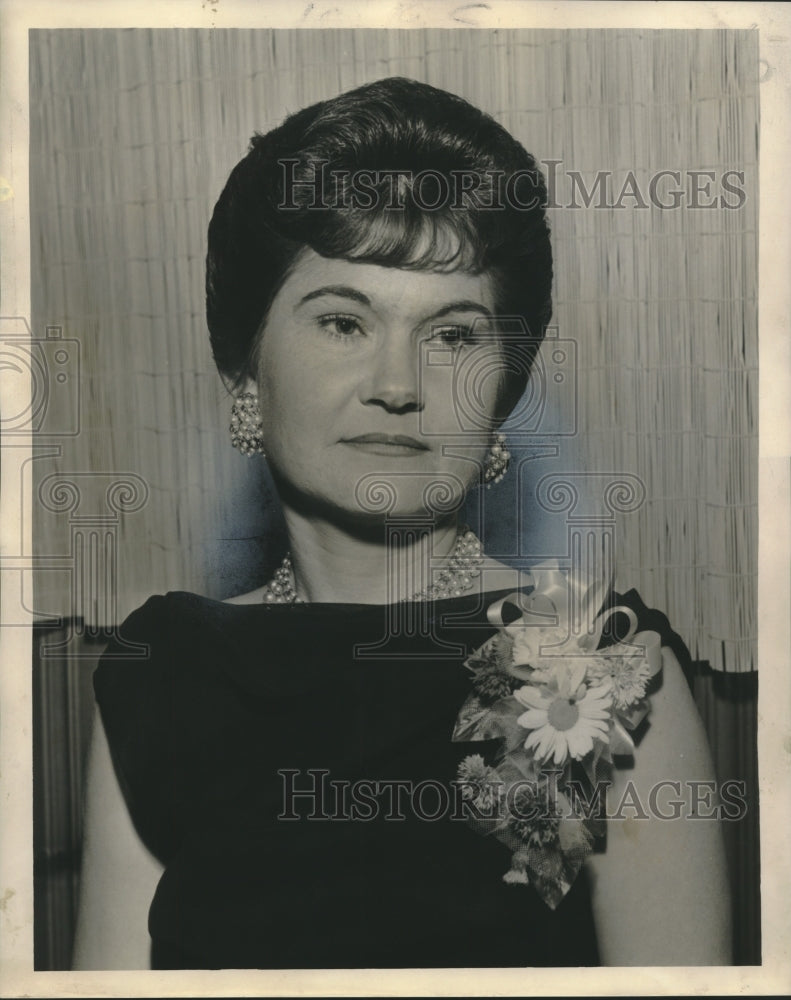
<box><xmin>514</xmin><ymin>664</ymin><xmax>613</xmax><ymax>765</ymax></box>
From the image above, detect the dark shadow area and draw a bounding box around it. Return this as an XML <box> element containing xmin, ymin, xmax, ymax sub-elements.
<box><xmin>690</xmin><ymin>661</ymin><xmax>761</xmax><ymax>965</ymax></box>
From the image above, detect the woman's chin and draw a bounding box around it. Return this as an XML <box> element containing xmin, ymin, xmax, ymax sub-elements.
<box><xmin>273</xmin><ymin>466</ymin><xmax>472</xmax><ymax>526</ymax></box>
<box><xmin>281</xmin><ymin>488</ymin><xmax>465</xmax><ymax>534</ymax></box>
<box><xmin>348</xmin><ymin>469</ymin><xmax>471</xmax><ymax>520</ymax></box>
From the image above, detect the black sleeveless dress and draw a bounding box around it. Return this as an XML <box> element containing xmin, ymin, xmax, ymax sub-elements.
<box><xmin>93</xmin><ymin>586</ymin><xmax>690</xmax><ymax>969</ymax></box>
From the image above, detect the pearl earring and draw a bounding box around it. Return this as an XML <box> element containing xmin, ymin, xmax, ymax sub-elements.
<box><xmin>230</xmin><ymin>391</ymin><xmax>266</xmax><ymax>456</ymax></box>
<box><xmin>483</xmin><ymin>432</ymin><xmax>510</xmax><ymax>487</ymax></box>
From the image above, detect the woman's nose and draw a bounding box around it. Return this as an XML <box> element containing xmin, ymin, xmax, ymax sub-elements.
<box><xmin>359</xmin><ymin>336</ymin><xmax>424</xmax><ymax>414</ymax></box>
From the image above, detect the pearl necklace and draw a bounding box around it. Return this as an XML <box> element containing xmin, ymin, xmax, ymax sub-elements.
<box><xmin>261</xmin><ymin>528</ymin><xmax>484</xmax><ymax>604</ymax></box>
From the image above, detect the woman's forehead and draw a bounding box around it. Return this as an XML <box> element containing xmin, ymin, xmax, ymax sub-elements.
<box><xmin>276</xmin><ymin>249</ymin><xmax>497</xmax><ymax>318</ymax></box>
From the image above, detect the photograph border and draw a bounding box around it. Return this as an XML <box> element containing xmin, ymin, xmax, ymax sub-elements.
<box><xmin>1</xmin><ymin>1</ymin><xmax>789</xmax><ymax>996</ymax></box>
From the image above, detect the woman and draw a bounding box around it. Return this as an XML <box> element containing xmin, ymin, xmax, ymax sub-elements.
<box><xmin>73</xmin><ymin>77</ymin><xmax>731</xmax><ymax>970</ymax></box>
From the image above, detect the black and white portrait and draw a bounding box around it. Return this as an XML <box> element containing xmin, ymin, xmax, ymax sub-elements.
<box><xmin>1</xmin><ymin>2</ymin><xmax>787</xmax><ymax>996</ymax></box>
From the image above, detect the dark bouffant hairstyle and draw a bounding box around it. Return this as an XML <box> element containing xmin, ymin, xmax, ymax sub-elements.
<box><xmin>206</xmin><ymin>77</ymin><xmax>552</xmax><ymax>404</ymax></box>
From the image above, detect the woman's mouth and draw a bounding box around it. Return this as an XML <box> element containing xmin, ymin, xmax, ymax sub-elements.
<box><xmin>341</xmin><ymin>433</ymin><xmax>430</xmax><ymax>456</ymax></box>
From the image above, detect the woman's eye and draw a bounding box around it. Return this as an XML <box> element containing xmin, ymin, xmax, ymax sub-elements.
<box><xmin>317</xmin><ymin>314</ymin><xmax>363</xmax><ymax>338</ymax></box>
<box><xmin>431</xmin><ymin>324</ymin><xmax>474</xmax><ymax>347</ymax></box>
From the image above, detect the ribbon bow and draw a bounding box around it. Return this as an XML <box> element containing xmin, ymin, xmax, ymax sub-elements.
<box><xmin>486</xmin><ymin>561</ymin><xmax>662</xmax><ymax>761</ymax></box>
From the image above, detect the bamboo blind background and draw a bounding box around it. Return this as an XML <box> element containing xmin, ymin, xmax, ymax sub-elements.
<box><xmin>29</xmin><ymin>29</ymin><xmax>758</xmax><ymax>673</ymax></box>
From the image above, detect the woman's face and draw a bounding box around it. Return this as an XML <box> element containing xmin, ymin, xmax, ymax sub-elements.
<box><xmin>251</xmin><ymin>249</ymin><xmax>508</xmax><ymax>523</ymax></box>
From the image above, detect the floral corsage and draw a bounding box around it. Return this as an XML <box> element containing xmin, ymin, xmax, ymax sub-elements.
<box><xmin>452</xmin><ymin>562</ymin><xmax>663</xmax><ymax>909</ymax></box>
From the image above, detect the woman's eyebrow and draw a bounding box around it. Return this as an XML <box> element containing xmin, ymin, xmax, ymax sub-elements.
<box><xmin>425</xmin><ymin>300</ymin><xmax>493</xmax><ymax>322</ymax></box>
<box><xmin>294</xmin><ymin>289</ymin><xmax>493</xmax><ymax>322</ymax></box>
<box><xmin>295</xmin><ymin>285</ymin><xmax>372</xmax><ymax>310</ymax></box>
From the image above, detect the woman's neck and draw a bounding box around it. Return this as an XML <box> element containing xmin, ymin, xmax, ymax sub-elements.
<box><xmin>280</xmin><ymin>510</ymin><xmax>463</xmax><ymax>604</ymax></box>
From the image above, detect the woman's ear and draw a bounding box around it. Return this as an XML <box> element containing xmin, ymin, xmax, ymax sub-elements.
<box><xmin>220</xmin><ymin>371</ymin><xmax>258</xmax><ymax>397</ymax></box>
<box><xmin>239</xmin><ymin>374</ymin><xmax>258</xmax><ymax>396</ymax></box>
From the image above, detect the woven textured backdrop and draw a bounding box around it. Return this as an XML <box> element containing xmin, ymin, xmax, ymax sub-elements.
<box><xmin>30</xmin><ymin>29</ymin><xmax>758</xmax><ymax>674</ymax></box>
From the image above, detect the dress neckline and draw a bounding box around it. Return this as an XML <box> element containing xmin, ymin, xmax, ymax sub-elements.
<box><xmin>170</xmin><ymin>583</ymin><xmax>533</xmax><ymax>617</ymax></box>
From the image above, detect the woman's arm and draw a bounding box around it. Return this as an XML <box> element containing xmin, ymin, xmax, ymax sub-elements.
<box><xmin>585</xmin><ymin>647</ymin><xmax>732</xmax><ymax>966</ymax></box>
<box><xmin>72</xmin><ymin>707</ymin><xmax>165</xmax><ymax>970</ymax></box>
